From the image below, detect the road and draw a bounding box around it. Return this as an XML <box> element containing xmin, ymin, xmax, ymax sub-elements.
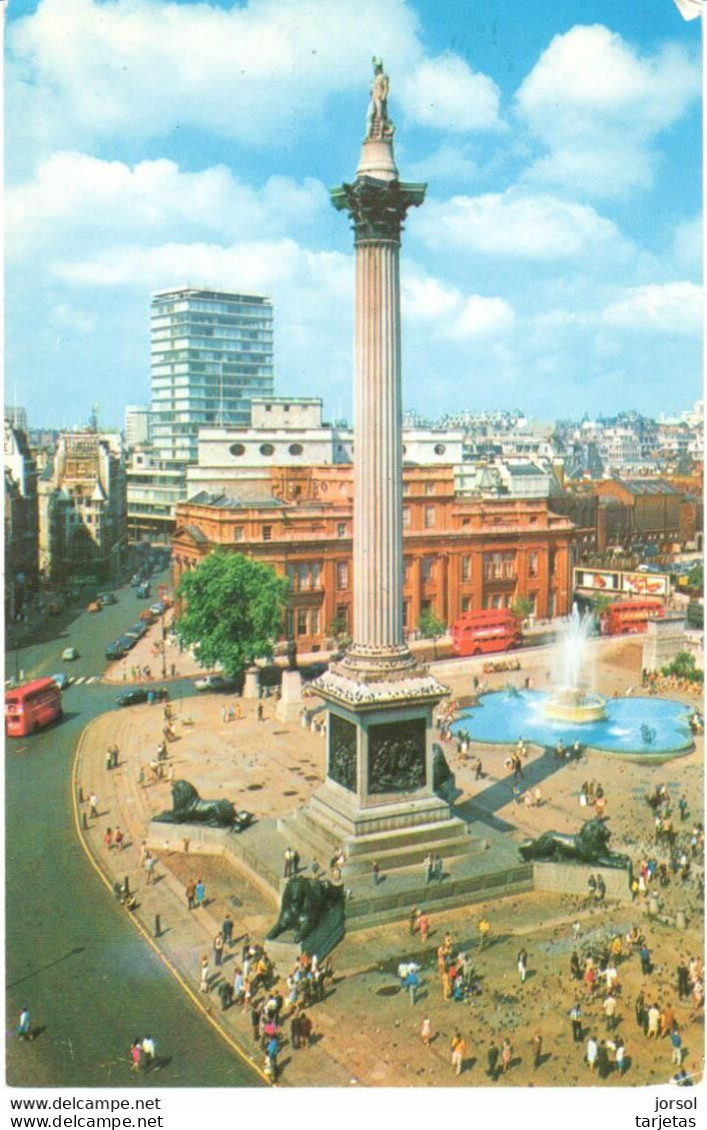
<box><xmin>5</xmin><ymin>580</ymin><xmax>262</xmax><ymax>1087</ymax></box>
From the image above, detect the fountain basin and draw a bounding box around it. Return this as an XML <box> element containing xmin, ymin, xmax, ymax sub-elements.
<box><xmin>451</xmin><ymin>690</ymin><xmax>695</xmax><ymax>760</ymax></box>
<box><xmin>543</xmin><ymin>687</ymin><xmax>606</xmax><ymax>725</ymax></box>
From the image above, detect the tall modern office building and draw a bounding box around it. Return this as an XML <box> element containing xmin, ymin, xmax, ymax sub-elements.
<box><xmin>150</xmin><ymin>287</ymin><xmax>274</xmax><ymax>465</ymax></box>
<box><xmin>127</xmin><ymin>287</ymin><xmax>274</xmax><ymax>544</ymax></box>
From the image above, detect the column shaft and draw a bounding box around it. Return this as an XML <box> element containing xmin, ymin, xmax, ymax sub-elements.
<box><xmin>353</xmin><ymin>239</ymin><xmax>403</xmax><ymax>650</ymax></box>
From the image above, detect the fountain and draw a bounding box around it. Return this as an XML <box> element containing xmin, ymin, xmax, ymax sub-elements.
<box><xmin>449</xmin><ymin>604</ymin><xmax>695</xmax><ymax>760</ymax></box>
<box><xmin>542</xmin><ymin>606</ymin><xmax>606</xmax><ymax>724</ymax></box>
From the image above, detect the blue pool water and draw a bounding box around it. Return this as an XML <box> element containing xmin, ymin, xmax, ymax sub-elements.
<box><xmin>450</xmin><ymin>690</ymin><xmax>695</xmax><ymax>757</ymax></box>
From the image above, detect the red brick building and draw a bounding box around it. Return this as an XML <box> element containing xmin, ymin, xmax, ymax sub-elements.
<box><xmin>172</xmin><ymin>464</ymin><xmax>574</xmax><ymax>650</ymax></box>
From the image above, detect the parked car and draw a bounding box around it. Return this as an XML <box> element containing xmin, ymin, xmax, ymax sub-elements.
<box><xmin>130</xmin><ymin>575</ymin><xmax>141</xmax><ymax>587</ymax></box>
<box><xmin>150</xmin><ymin>600</ymin><xmax>167</xmax><ymax>616</ymax></box>
<box><xmin>87</xmin><ymin>601</ymin><xmax>102</xmax><ymax>613</ymax></box>
<box><xmin>51</xmin><ymin>672</ymin><xmax>70</xmax><ymax>690</ymax></box>
<box><xmin>98</xmin><ymin>592</ymin><xmax>117</xmax><ymax>605</ymax></box>
<box><xmin>136</xmin><ymin>583</ymin><xmax>151</xmax><ymax>598</ymax></box>
<box><xmin>61</xmin><ymin>646</ymin><xmax>79</xmax><ymax>661</ymax></box>
<box><xmin>116</xmin><ymin>634</ymin><xmax>138</xmax><ymax>651</ymax></box>
<box><xmin>138</xmin><ymin>609</ymin><xmax>156</xmax><ymax>623</ymax></box>
<box><xmin>122</xmin><ymin>630</ymin><xmax>142</xmax><ymax>647</ymax></box>
<box><xmin>193</xmin><ymin>675</ymin><xmax>237</xmax><ymax>693</ymax></box>
<box><xmin>128</xmin><ymin>622</ymin><xmax>148</xmax><ymax>638</ymax></box>
<box><xmin>105</xmin><ymin>641</ymin><xmax>127</xmax><ymax>661</ymax></box>
<box><xmin>116</xmin><ymin>688</ymin><xmax>170</xmax><ymax>707</ymax></box>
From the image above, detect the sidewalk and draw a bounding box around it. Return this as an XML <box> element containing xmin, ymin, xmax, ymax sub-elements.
<box><xmin>72</xmin><ymin>639</ymin><xmax>704</xmax><ymax>1088</ymax></box>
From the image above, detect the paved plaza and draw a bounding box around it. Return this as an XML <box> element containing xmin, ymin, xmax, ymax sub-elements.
<box><xmin>72</xmin><ymin>621</ymin><xmax>705</xmax><ymax>1087</ymax></box>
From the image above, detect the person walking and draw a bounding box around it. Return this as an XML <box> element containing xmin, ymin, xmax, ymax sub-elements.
<box><xmin>145</xmin><ymin>853</ymin><xmax>156</xmax><ymax>885</ymax></box>
<box><xmin>478</xmin><ymin>915</ymin><xmax>490</xmax><ymax>950</ymax></box>
<box><xmin>418</xmin><ymin>911</ymin><xmax>430</xmax><ymax>944</ymax></box>
<box><xmin>130</xmin><ymin>1040</ymin><xmax>143</xmax><ymax>1072</ymax></box>
<box><xmin>89</xmin><ymin>793</ymin><xmax>98</xmax><ymax>819</ymax></box>
<box><xmin>615</xmin><ymin>1036</ymin><xmax>626</xmax><ymax>1076</ymax></box>
<box><xmin>371</xmin><ymin>860</ymin><xmax>381</xmax><ymax>885</ymax></box>
<box><xmin>213</xmin><ymin>932</ymin><xmax>225</xmax><ymax>968</ymax></box>
<box><xmin>517</xmin><ymin>948</ymin><xmax>528</xmax><ymax>983</ymax></box>
<box><xmin>407</xmin><ymin>966</ymin><xmax>420</xmax><ymax>1006</ymax></box>
<box><xmin>450</xmin><ymin>1031</ymin><xmax>466</xmax><ymax>1076</ymax></box>
<box><xmin>420</xmin><ymin>1016</ymin><xmax>432</xmax><ymax>1047</ymax></box>
<box><xmin>570</xmin><ymin>1002</ymin><xmax>583</xmax><ymax>1043</ymax></box>
<box><xmin>141</xmin><ymin>1035</ymin><xmax>156</xmax><ymax>1068</ymax></box>
<box><xmin>185</xmin><ymin>878</ymin><xmax>196</xmax><ymax>911</ymax></box>
<box><xmin>283</xmin><ymin>847</ymin><xmax>293</xmax><ymax>878</ymax></box>
<box><xmin>603</xmin><ymin>991</ymin><xmax>617</xmax><ymax>1032</ymax></box>
<box><xmin>423</xmin><ymin>853</ymin><xmax>433</xmax><ymax>883</ymax></box>
<box><xmin>409</xmin><ymin>906</ymin><xmax>419</xmax><ymax>937</ymax></box>
<box><xmin>671</xmin><ymin>1028</ymin><xmax>683</xmax><ymax>1066</ymax></box>
<box><xmin>222</xmin><ymin>914</ymin><xmax>234</xmax><ymax>947</ymax></box>
<box><xmin>487</xmin><ymin>1039</ymin><xmax>500</xmax><ymax>1080</ymax></box>
<box><xmin>531</xmin><ymin>1031</ymin><xmax>543</xmax><ymax>1070</ymax></box>
<box><xmin>500</xmin><ymin>1037</ymin><xmax>512</xmax><ymax>1076</ymax></box>
<box><xmin>17</xmin><ymin>1008</ymin><xmax>31</xmax><ymax>1041</ymax></box>
<box><xmin>114</xmin><ymin>826</ymin><xmax>124</xmax><ymax>852</ymax></box>
<box><xmin>596</xmin><ymin>1039</ymin><xmax>610</xmax><ymax>1080</ymax></box>
<box><xmin>433</xmin><ymin>853</ymin><xmax>443</xmax><ymax>882</ymax></box>
<box><xmin>586</xmin><ymin>1034</ymin><xmax>598</xmax><ymax>1072</ymax></box>
<box><xmin>195</xmin><ymin>878</ymin><xmax>205</xmax><ymax>907</ymax></box>
<box><xmin>199</xmin><ymin>956</ymin><xmax>210</xmax><ymax>993</ymax></box>
<box><xmin>647</xmin><ymin>1002</ymin><xmax>661</xmax><ymax>1038</ymax></box>
<box><xmin>104</xmin><ymin>827</ymin><xmax>113</xmax><ymax>851</ymax></box>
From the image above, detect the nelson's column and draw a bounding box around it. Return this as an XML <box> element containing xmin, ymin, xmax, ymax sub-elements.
<box><xmin>290</xmin><ymin>60</ymin><xmax>475</xmax><ymax>873</ymax></box>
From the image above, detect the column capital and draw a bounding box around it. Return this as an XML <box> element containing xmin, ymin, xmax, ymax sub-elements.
<box><xmin>330</xmin><ymin>175</ymin><xmax>426</xmax><ymax>244</ymax></box>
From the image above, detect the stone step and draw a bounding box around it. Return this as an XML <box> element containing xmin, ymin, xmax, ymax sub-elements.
<box><xmin>282</xmin><ymin>807</ymin><xmax>485</xmax><ymax>876</ymax></box>
<box><xmin>343</xmin><ymin>864</ymin><xmax>534</xmax><ymax>931</ymax></box>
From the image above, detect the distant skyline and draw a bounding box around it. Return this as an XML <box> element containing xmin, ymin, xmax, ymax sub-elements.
<box><xmin>6</xmin><ymin>0</ymin><xmax>703</xmax><ymax>429</ymax></box>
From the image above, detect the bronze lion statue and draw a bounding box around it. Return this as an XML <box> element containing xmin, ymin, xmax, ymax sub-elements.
<box><xmin>519</xmin><ymin>817</ymin><xmax>630</xmax><ymax>869</ymax></box>
<box><xmin>267</xmin><ymin>876</ymin><xmax>345</xmax><ymax>944</ymax></box>
<box><xmin>154</xmin><ymin>779</ymin><xmax>240</xmax><ymax>828</ymax></box>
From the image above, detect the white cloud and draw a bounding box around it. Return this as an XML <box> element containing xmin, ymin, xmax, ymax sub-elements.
<box><xmin>672</xmin><ymin>216</ymin><xmax>703</xmax><ymax>274</ymax></box>
<box><xmin>400</xmin><ymin>52</ymin><xmax>503</xmax><ymax>133</ymax></box>
<box><xmin>417</xmin><ymin>190</ymin><xmax>626</xmax><ymax>260</ymax></box>
<box><xmin>6</xmin><ymin>152</ymin><xmax>328</xmax><ymax>258</ymax></box>
<box><xmin>47</xmin><ymin>302</ymin><xmax>97</xmax><ymax>335</ymax></box>
<box><xmin>402</xmin><ymin>271</ymin><xmax>513</xmax><ymax>340</ymax></box>
<box><xmin>601</xmin><ymin>282</ymin><xmax>703</xmax><ymax>335</ymax></box>
<box><xmin>7</xmin><ymin>0</ymin><xmax>423</xmax><ymax>158</ymax></box>
<box><xmin>515</xmin><ymin>24</ymin><xmax>700</xmax><ymax>198</ymax></box>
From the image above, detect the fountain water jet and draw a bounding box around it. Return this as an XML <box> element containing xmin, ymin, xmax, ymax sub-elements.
<box><xmin>543</xmin><ymin>605</ymin><xmax>607</xmax><ymax>724</ymax></box>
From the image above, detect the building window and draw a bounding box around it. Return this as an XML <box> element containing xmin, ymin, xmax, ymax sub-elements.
<box><xmin>421</xmin><ymin>555</ymin><xmax>435</xmax><ymax>583</ymax></box>
<box><xmin>289</xmin><ymin>443</ymin><xmax>303</xmax><ymax>455</ymax></box>
<box><xmin>402</xmin><ymin>482</ymin><xmax>410</xmax><ymax>495</ymax></box>
<box><xmin>461</xmin><ymin>596</ymin><xmax>471</xmax><ymax>613</ymax></box>
<box><xmin>262</xmin><ymin>525</ymin><xmax>272</xmax><ymax>541</ymax></box>
<box><xmin>402</xmin><ymin>507</ymin><xmax>411</xmax><ymax>528</ymax></box>
<box><xmin>528</xmin><ymin>592</ymin><xmax>538</xmax><ymax>615</ymax></box>
<box><xmin>549</xmin><ymin>550</ymin><xmax>557</xmax><ymax>575</ymax></box>
<box><xmin>259</xmin><ymin>443</ymin><xmax>275</xmax><ymax>456</ymax></box>
<box><xmin>297</xmin><ymin>608</ymin><xmax>308</xmax><ymax>636</ymax></box>
<box><xmin>335</xmin><ymin>604</ymin><xmax>349</xmax><ymax>632</ymax></box>
<box><xmin>424</xmin><ymin>482</ymin><xmax>435</xmax><ymax>496</ymax></box>
<box><xmin>285</xmin><ymin>609</ymin><xmax>294</xmax><ymax>637</ymax></box>
<box><xmin>424</xmin><ymin>505</ymin><xmax>436</xmax><ymax>529</ymax></box>
<box><xmin>310</xmin><ymin>607</ymin><xmax>320</xmax><ymax>636</ymax></box>
<box><xmin>403</xmin><ymin>601</ymin><xmax>410</xmax><ymax>629</ymax></box>
<box><xmin>528</xmin><ymin>551</ymin><xmax>538</xmax><ymax>577</ymax></box>
<box><xmin>234</xmin><ymin>526</ymin><xmax>244</xmax><ymax>542</ymax></box>
<box><xmin>483</xmin><ymin>551</ymin><xmax>516</xmax><ymax>581</ymax></box>
<box><xmin>336</xmin><ymin>561</ymin><xmax>349</xmax><ymax>590</ymax></box>
<box><xmin>461</xmin><ymin>555</ymin><xmax>471</xmax><ymax>581</ymax></box>
<box><xmin>337</xmin><ymin>522</ymin><xmax>347</xmax><ymax>538</ymax></box>
<box><xmin>404</xmin><ymin>557</ymin><xmax>412</xmax><ymax>583</ymax></box>
<box><xmin>230</xmin><ymin>443</ymin><xmax>246</xmax><ymax>456</ymax></box>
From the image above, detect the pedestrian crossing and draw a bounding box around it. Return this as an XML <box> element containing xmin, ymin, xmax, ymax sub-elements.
<box><xmin>64</xmin><ymin>675</ymin><xmax>102</xmax><ymax>686</ymax></box>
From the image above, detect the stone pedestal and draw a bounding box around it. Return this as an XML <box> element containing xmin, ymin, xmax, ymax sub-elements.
<box><xmin>276</xmin><ymin>669</ymin><xmax>303</xmax><ymax>722</ymax></box>
<box><xmin>243</xmin><ymin>666</ymin><xmax>260</xmax><ymax>700</ymax></box>
<box><xmin>533</xmin><ymin>861</ymin><xmax>632</xmax><ymax>902</ymax></box>
<box><xmin>642</xmin><ymin>614</ymin><xmax>688</xmax><ymax>672</ymax></box>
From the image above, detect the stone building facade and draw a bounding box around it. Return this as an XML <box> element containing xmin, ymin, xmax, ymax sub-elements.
<box><xmin>172</xmin><ymin>463</ymin><xmax>574</xmax><ymax>650</ymax></box>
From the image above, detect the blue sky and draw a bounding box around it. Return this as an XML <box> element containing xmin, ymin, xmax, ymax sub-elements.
<box><xmin>5</xmin><ymin>0</ymin><xmax>703</xmax><ymax>429</ymax></box>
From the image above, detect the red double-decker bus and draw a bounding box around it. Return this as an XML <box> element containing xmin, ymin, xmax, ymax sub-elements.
<box><xmin>451</xmin><ymin>609</ymin><xmax>523</xmax><ymax>657</ymax></box>
<box><xmin>600</xmin><ymin>599</ymin><xmax>664</xmax><ymax>636</ymax></box>
<box><xmin>5</xmin><ymin>677</ymin><xmax>63</xmax><ymax>738</ymax></box>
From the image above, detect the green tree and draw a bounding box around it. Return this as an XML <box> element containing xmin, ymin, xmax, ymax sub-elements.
<box><xmin>175</xmin><ymin>552</ymin><xmax>289</xmax><ymax>677</ymax></box>
<box><xmin>661</xmin><ymin>651</ymin><xmax>703</xmax><ymax>684</ymax></box>
<box><xmin>417</xmin><ymin>609</ymin><xmax>447</xmax><ymax>659</ymax></box>
<box><xmin>510</xmin><ymin>596</ymin><xmax>533</xmax><ymax>622</ymax></box>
